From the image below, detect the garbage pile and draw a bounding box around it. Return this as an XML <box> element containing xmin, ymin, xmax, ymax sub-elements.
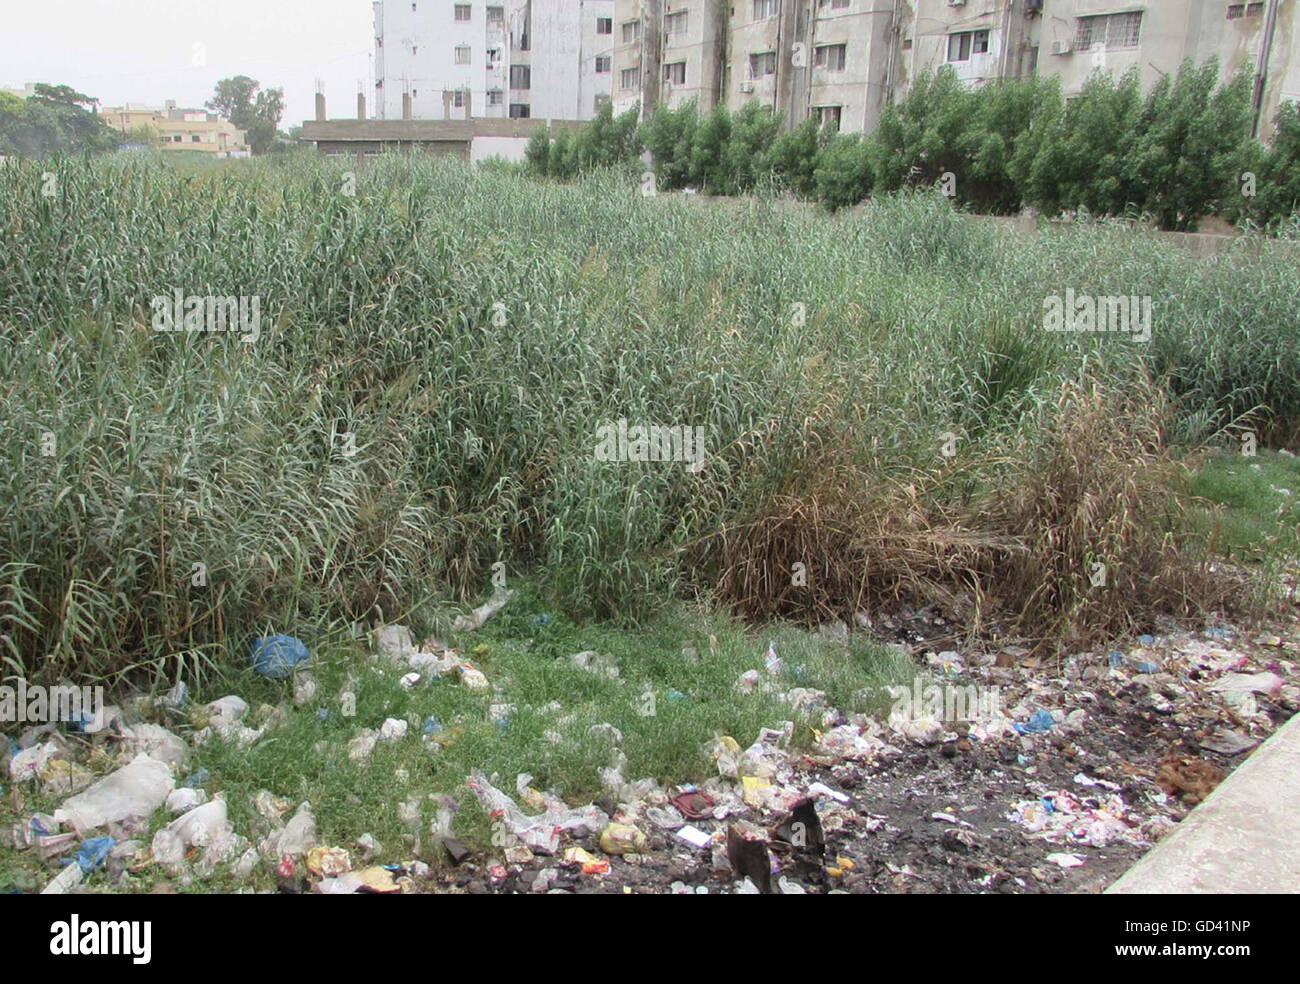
<box><xmin>3</xmin><ymin>611</ymin><xmax>1296</xmax><ymax>895</ymax></box>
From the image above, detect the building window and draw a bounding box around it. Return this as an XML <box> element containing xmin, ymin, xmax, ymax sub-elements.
<box><xmin>665</xmin><ymin>11</ymin><xmax>688</xmax><ymax>37</ymax></box>
<box><xmin>1075</xmin><ymin>12</ymin><xmax>1142</xmax><ymax>51</ymax></box>
<box><xmin>818</xmin><ymin>0</ymin><xmax>850</xmax><ymax>8</ymax></box>
<box><xmin>487</xmin><ymin>89</ymin><xmax>503</xmax><ymax>105</ymax></box>
<box><xmin>664</xmin><ymin>62</ymin><xmax>686</xmax><ymax>84</ymax></box>
<box><xmin>455</xmin><ymin>4</ymin><xmax>471</xmax><ymax>22</ymax></box>
<box><xmin>455</xmin><ymin>45</ymin><xmax>471</xmax><ymax>65</ymax></box>
<box><xmin>596</xmin><ymin>56</ymin><xmax>611</xmax><ymax>73</ymax></box>
<box><xmin>1227</xmin><ymin>2</ymin><xmax>1265</xmax><ymax>18</ymax></box>
<box><xmin>487</xmin><ymin>5</ymin><xmax>504</xmax><ymax>25</ymax></box>
<box><xmin>411</xmin><ymin>45</ymin><xmax>418</xmax><ymax>55</ymax></box>
<box><xmin>487</xmin><ymin>46</ymin><xmax>502</xmax><ymax>69</ymax></box>
<box><xmin>753</xmin><ymin>0</ymin><xmax>780</xmax><ymax>21</ymax></box>
<box><xmin>509</xmin><ymin>102</ymin><xmax>530</xmax><ymax>118</ymax></box>
<box><xmin>622</xmin><ymin>21</ymin><xmax>640</xmax><ymax>44</ymax></box>
<box><xmin>621</xmin><ymin>67</ymin><xmax>641</xmax><ymax>90</ymax></box>
<box><xmin>748</xmin><ymin>50</ymin><xmax>777</xmax><ymax>77</ymax></box>
<box><xmin>192</xmin><ymin>134</ymin><xmax>202</xmax><ymax>142</ymax></box>
<box><xmin>814</xmin><ymin>43</ymin><xmax>846</xmax><ymax>71</ymax></box>
<box><xmin>815</xmin><ymin>106</ymin><xmax>842</xmax><ymax>129</ymax></box>
<box><xmin>597</xmin><ymin>17</ymin><xmax>612</xmax><ymax>34</ymax></box>
<box><xmin>947</xmin><ymin>30</ymin><xmax>989</xmax><ymax>61</ymax></box>
<box><xmin>510</xmin><ymin>64</ymin><xmax>531</xmax><ymax>89</ymax></box>
<box><xmin>453</xmin><ymin>90</ymin><xmax>465</xmax><ymax>107</ymax></box>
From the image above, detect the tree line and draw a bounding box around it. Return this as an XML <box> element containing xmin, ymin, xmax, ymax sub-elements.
<box><xmin>525</xmin><ymin>60</ymin><xmax>1300</xmax><ymax>232</ymax></box>
<box><xmin>0</xmin><ymin>77</ymin><xmax>287</xmax><ymax>158</ymax></box>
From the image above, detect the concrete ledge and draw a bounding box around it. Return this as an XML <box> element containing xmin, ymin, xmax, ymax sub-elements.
<box><xmin>1107</xmin><ymin>711</ymin><xmax>1300</xmax><ymax>893</ymax></box>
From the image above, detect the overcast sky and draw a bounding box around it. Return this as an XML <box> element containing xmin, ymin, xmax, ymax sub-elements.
<box><xmin>1</xmin><ymin>0</ymin><xmax>374</xmax><ymax>128</ymax></box>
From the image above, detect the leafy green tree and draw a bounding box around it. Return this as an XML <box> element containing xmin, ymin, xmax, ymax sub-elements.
<box><xmin>868</xmin><ymin>67</ymin><xmax>974</xmax><ymax>193</ymax></box>
<box><xmin>962</xmin><ymin>76</ymin><xmax>1056</xmax><ymax>213</ymax></box>
<box><xmin>206</xmin><ymin>76</ymin><xmax>284</xmax><ymax>154</ymax></box>
<box><xmin>762</xmin><ymin>115</ymin><xmax>820</xmax><ymax>197</ymax></box>
<box><xmin>549</xmin><ymin>128</ymin><xmax>576</xmax><ymax>179</ymax></box>
<box><xmin>524</xmin><ymin>127</ymin><xmax>551</xmax><ymax>176</ymax></box>
<box><xmin>689</xmin><ymin>102</ymin><xmax>731</xmax><ymax>192</ymax></box>
<box><xmin>1020</xmin><ymin>67</ymin><xmax>1144</xmax><ymax>218</ymax></box>
<box><xmin>638</xmin><ymin>100</ymin><xmax>698</xmax><ymax>190</ymax></box>
<box><xmin>0</xmin><ymin>84</ymin><xmax>117</xmax><ymax>157</ymax></box>
<box><xmin>1130</xmin><ymin>59</ymin><xmax>1252</xmax><ymax>229</ymax></box>
<box><xmin>812</xmin><ymin>132</ymin><xmax>874</xmax><ymax>211</ymax></box>
<box><xmin>1227</xmin><ymin>100</ymin><xmax>1300</xmax><ymax>229</ymax></box>
<box><xmin>721</xmin><ymin>100</ymin><xmax>782</xmax><ymax>195</ymax></box>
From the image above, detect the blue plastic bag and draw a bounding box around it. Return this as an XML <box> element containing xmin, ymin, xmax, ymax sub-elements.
<box><xmin>70</xmin><ymin>837</ymin><xmax>115</xmax><ymax>874</ymax></box>
<box><xmin>249</xmin><ymin>634</ymin><xmax>310</xmax><ymax>679</ymax></box>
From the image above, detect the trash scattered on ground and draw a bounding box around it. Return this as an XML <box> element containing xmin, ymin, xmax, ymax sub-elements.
<box><xmin>4</xmin><ymin>607</ymin><xmax>1294</xmax><ymax>895</ymax></box>
<box><xmin>465</xmin><ymin>774</ymin><xmax>607</xmax><ymax>856</ymax></box>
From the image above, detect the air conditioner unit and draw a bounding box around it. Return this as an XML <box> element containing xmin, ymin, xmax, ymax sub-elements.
<box><xmin>1050</xmin><ymin>39</ymin><xmax>1072</xmax><ymax>55</ymax></box>
<box><xmin>740</xmin><ymin>81</ymin><xmax>754</xmax><ymax>92</ymax></box>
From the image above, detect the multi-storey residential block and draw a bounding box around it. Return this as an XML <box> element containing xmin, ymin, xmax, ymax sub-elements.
<box><xmin>373</xmin><ymin>0</ymin><xmax>614</xmax><ymax>122</ymax></box>
<box><xmin>609</xmin><ymin>1</ymin><xmax>1300</xmax><ymax>140</ymax></box>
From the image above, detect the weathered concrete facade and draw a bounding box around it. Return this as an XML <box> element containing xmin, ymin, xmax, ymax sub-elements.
<box><xmin>609</xmin><ymin>1</ymin><xmax>1300</xmax><ymax>140</ymax></box>
<box><xmin>373</xmin><ymin>0</ymin><xmax>613</xmax><ymax>123</ymax></box>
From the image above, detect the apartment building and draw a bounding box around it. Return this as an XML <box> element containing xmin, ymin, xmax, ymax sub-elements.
<box><xmin>614</xmin><ymin>1</ymin><xmax>912</xmax><ymax>133</ymax></box>
<box><xmin>373</xmin><ymin>0</ymin><xmax>614</xmax><ymax>122</ymax></box>
<box><xmin>610</xmin><ymin>1</ymin><xmax>1300</xmax><ymax>140</ymax></box>
<box><xmin>903</xmin><ymin>1</ymin><xmax>1299</xmax><ymax>138</ymax></box>
<box><xmin>100</xmin><ymin>100</ymin><xmax>250</xmax><ymax>156</ymax></box>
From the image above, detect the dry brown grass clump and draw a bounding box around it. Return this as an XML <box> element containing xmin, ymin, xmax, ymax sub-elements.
<box><xmin>709</xmin><ymin>371</ymin><xmax>1237</xmax><ymax>648</ymax></box>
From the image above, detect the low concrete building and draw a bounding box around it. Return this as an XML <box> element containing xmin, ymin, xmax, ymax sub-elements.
<box><xmin>299</xmin><ymin>102</ymin><xmax>584</xmax><ymax>164</ymax></box>
<box><xmin>100</xmin><ymin>100</ymin><xmax>250</xmax><ymax>156</ymax></box>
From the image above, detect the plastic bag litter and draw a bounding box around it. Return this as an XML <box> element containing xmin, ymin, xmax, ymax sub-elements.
<box><xmin>712</xmin><ymin>735</ymin><xmax>742</xmax><ymax>778</ymax></box>
<box><xmin>568</xmin><ymin>650</ymin><xmax>620</xmax><ymax>679</ymax></box>
<box><xmin>1211</xmin><ymin>672</ymin><xmax>1284</xmax><ymax>697</ymax></box>
<box><xmin>204</xmin><ymin>696</ymin><xmax>248</xmax><ymax>730</ymax></box>
<box><xmin>120</xmin><ymin>723</ymin><xmax>189</xmax><ymax>768</ymax></box>
<box><xmin>259</xmin><ymin>802</ymin><xmax>317</xmax><ymax>858</ymax></box>
<box><xmin>152</xmin><ymin>797</ymin><xmax>233</xmax><ymax>865</ymax></box>
<box><xmin>373</xmin><ymin>624</ymin><xmax>417</xmax><ymax>663</ymax></box>
<box><xmin>817</xmin><ymin>724</ymin><xmax>890</xmax><ymax>759</ymax></box>
<box><xmin>54</xmin><ymin>754</ymin><xmax>174</xmax><ymax>830</ymax></box>
<box><xmin>38</xmin><ymin>758</ymin><xmax>94</xmax><ymax>797</ymax></box>
<box><xmin>294</xmin><ymin>671</ymin><xmax>318</xmax><ymax>707</ymax></box>
<box><xmin>465</xmin><ymin>773</ymin><xmax>607</xmax><ymax>855</ymax></box>
<box><xmin>379</xmin><ymin>718</ymin><xmax>409</xmax><ymax>741</ymax></box>
<box><xmin>8</xmin><ymin>740</ymin><xmax>60</xmax><ymax>782</ymax></box>
<box><xmin>347</xmin><ymin>729</ymin><xmax>379</xmax><ymax>762</ymax></box>
<box><xmin>459</xmin><ymin>665</ymin><xmax>489</xmax><ymax>691</ymax></box>
<box><xmin>453</xmin><ymin>589</ymin><xmax>514</xmax><ymax>632</ymax></box>
<box><xmin>249</xmin><ymin>634</ymin><xmax>310</xmax><ymax>678</ymax></box>
<box><xmin>166</xmin><ymin>787</ymin><xmax>209</xmax><ymax>814</ymax></box>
